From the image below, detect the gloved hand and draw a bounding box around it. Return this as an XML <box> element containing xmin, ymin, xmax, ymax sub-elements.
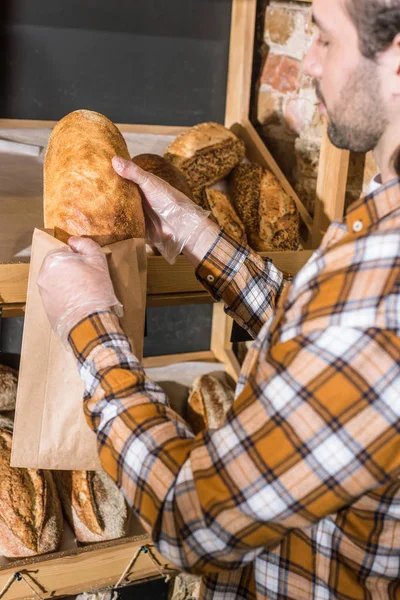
<box><xmin>38</xmin><ymin>237</ymin><xmax>123</xmax><ymax>346</ymax></box>
<box><xmin>112</xmin><ymin>156</ymin><xmax>220</xmax><ymax>265</ymax></box>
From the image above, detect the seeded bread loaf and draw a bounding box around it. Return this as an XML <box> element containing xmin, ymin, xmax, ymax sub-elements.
<box><xmin>0</xmin><ymin>418</ymin><xmax>63</xmax><ymax>558</ymax></box>
<box><xmin>230</xmin><ymin>163</ymin><xmax>299</xmax><ymax>251</ymax></box>
<box><xmin>164</xmin><ymin>122</ymin><xmax>245</xmax><ymax>199</ymax></box>
<box><xmin>44</xmin><ymin>109</ymin><xmax>145</xmax><ymax>245</ymax></box>
<box><xmin>132</xmin><ymin>153</ymin><xmax>195</xmax><ymax>200</ymax></box>
<box><xmin>53</xmin><ymin>470</ymin><xmax>129</xmax><ymax>544</ymax></box>
<box><xmin>187</xmin><ymin>373</ymin><xmax>235</xmax><ymax>434</ymax></box>
<box><xmin>204</xmin><ymin>189</ymin><xmax>247</xmax><ymax>245</ymax></box>
<box><xmin>0</xmin><ymin>365</ymin><xmax>18</xmax><ymax>412</ymax></box>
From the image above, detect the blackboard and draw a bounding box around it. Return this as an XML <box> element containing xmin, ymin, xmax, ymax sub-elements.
<box><xmin>0</xmin><ymin>0</ymin><xmax>232</xmax><ymax>125</ymax></box>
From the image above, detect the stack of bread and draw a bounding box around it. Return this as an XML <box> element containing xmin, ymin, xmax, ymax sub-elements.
<box><xmin>132</xmin><ymin>121</ymin><xmax>299</xmax><ymax>252</ymax></box>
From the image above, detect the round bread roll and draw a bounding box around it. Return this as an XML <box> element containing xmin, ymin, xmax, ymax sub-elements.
<box><xmin>132</xmin><ymin>153</ymin><xmax>195</xmax><ymax>200</ymax></box>
<box><xmin>44</xmin><ymin>109</ymin><xmax>145</xmax><ymax>245</ymax></box>
<box><xmin>0</xmin><ymin>420</ymin><xmax>63</xmax><ymax>558</ymax></box>
<box><xmin>0</xmin><ymin>365</ymin><xmax>18</xmax><ymax>412</ymax></box>
<box><xmin>164</xmin><ymin>122</ymin><xmax>245</xmax><ymax>195</ymax></box>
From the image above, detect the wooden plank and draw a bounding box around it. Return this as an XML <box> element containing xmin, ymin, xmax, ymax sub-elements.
<box><xmin>0</xmin><ymin>119</ymin><xmax>186</xmax><ymax>136</ymax></box>
<box><xmin>0</xmin><ymin>303</ymin><xmax>25</xmax><ymax>318</ymax></box>
<box><xmin>0</xmin><ymin>263</ymin><xmax>29</xmax><ymax>305</ymax></box>
<box><xmin>225</xmin><ymin>0</ymin><xmax>257</xmax><ymax>126</ymax></box>
<box><xmin>234</xmin><ymin>121</ymin><xmax>314</xmax><ymax>239</ymax></box>
<box><xmin>0</xmin><ymin>538</ymin><xmax>177</xmax><ymax>600</ymax></box>
<box><xmin>146</xmin><ymin>255</ymin><xmax>204</xmax><ymax>295</ymax></box>
<box><xmin>258</xmin><ymin>249</ymin><xmax>314</xmax><ymax>275</ymax></box>
<box><xmin>147</xmin><ymin>293</ymin><xmax>212</xmax><ymax>307</ymax></box>
<box><xmin>312</xmin><ymin>124</ymin><xmax>350</xmax><ymax>246</ymax></box>
<box><xmin>143</xmin><ymin>351</ymin><xmax>216</xmax><ymax>369</ymax></box>
<box><xmin>210</xmin><ymin>303</ymin><xmax>241</xmax><ymax>382</ymax></box>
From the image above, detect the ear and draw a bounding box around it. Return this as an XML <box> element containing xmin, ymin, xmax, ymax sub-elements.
<box><xmin>382</xmin><ymin>33</ymin><xmax>400</xmax><ymax>97</ymax></box>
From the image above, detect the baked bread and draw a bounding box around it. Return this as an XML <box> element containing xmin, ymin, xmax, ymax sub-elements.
<box><xmin>0</xmin><ymin>365</ymin><xmax>18</xmax><ymax>412</ymax></box>
<box><xmin>132</xmin><ymin>153</ymin><xmax>195</xmax><ymax>200</ymax></box>
<box><xmin>230</xmin><ymin>163</ymin><xmax>299</xmax><ymax>251</ymax></box>
<box><xmin>53</xmin><ymin>470</ymin><xmax>129</xmax><ymax>544</ymax></box>
<box><xmin>0</xmin><ymin>418</ymin><xmax>63</xmax><ymax>558</ymax></box>
<box><xmin>164</xmin><ymin>122</ymin><xmax>245</xmax><ymax>198</ymax></box>
<box><xmin>187</xmin><ymin>373</ymin><xmax>235</xmax><ymax>434</ymax></box>
<box><xmin>44</xmin><ymin>109</ymin><xmax>145</xmax><ymax>245</ymax></box>
<box><xmin>204</xmin><ymin>189</ymin><xmax>247</xmax><ymax>245</ymax></box>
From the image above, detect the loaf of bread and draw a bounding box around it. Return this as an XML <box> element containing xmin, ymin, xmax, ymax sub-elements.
<box><xmin>53</xmin><ymin>470</ymin><xmax>129</xmax><ymax>544</ymax></box>
<box><xmin>44</xmin><ymin>109</ymin><xmax>145</xmax><ymax>245</ymax></box>
<box><xmin>230</xmin><ymin>163</ymin><xmax>299</xmax><ymax>251</ymax></box>
<box><xmin>187</xmin><ymin>373</ymin><xmax>235</xmax><ymax>434</ymax></box>
<box><xmin>204</xmin><ymin>189</ymin><xmax>247</xmax><ymax>245</ymax></box>
<box><xmin>0</xmin><ymin>365</ymin><xmax>18</xmax><ymax>412</ymax></box>
<box><xmin>132</xmin><ymin>153</ymin><xmax>195</xmax><ymax>200</ymax></box>
<box><xmin>164</xmin><ymin>122</ymin><xmax>245</xmax><ymax>198</ymax></box>
<box><xmin>0</xmin><ymin>418</ymin><xmax>63</xmax><ymax>558</ymax></box>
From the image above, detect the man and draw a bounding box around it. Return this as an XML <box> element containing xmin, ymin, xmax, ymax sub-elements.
<box><xmin>38</xmin><ymin>0</ymin><xmax>400</xmax><ymax>597</ymax></box>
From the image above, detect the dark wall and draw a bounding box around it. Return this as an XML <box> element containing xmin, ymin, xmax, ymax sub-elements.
<box><xmin>0</xmin><ymin>0</ymin><xmax>232</xmax><ymax>125</ymax></box>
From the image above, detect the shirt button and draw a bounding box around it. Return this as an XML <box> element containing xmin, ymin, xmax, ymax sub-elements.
<box><xmin>352</xmin><ymin>220</ymin><xmax>363</xmax><ymax>232</ymax></box>
<box><xmin>207</xmin><ymin>274</ymin><xmax>215</xmax><ymax>283</ymax></box>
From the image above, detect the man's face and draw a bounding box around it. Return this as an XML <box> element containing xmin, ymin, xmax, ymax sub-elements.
<box><xmin>303</xmin><ymin>0</ymin><xmax>388</xmax><ymax>152</ymax></box>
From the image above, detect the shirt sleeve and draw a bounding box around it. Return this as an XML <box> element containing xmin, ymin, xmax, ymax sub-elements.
<box><xmin>69</xmin><ymin>311</ymin><xmax>400</xmax><ymax>575</ymax></box>
<box><xmin>196</xmin><ymin>231</ymin><xmax>285</xmax><ymax>338</ymax></box>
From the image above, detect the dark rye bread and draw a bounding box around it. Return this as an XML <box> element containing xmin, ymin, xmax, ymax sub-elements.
<box><xmin>164</xmin><ymin>122</ymin><xmax>245</xmax><ymax>199</ymax></box>
<box><xmin>0</xmin><ymin>365</ymin><xmax>18</xmax><ymax>412</ymax></box>
<box><xmin>230</xmin><ymin>163</ymin><xmax>299</xmax><ymax>251</ymax></box>
<box><xmin>44</xmin><ymin>109</ymin><xmax>145</xmax><ymax>245</ymax></box>
<box><xmin>0</xmin><ymin>417</ymin><xmax>63</xmax><ymax>558</ymax></box>
<box><xmin>132</xmin><ymin>153</ymin><xmax>195</xmax><ymax>200</ymax></box>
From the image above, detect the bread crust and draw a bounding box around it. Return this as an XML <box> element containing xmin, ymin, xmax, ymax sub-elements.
<box><xmin>0</xmin><ymin>423</ymin><xmax>63</xmax><ymax>558</ymax></box>
<box><xmin>187</xmin><ymin>373</ymin><xmax>235</xmax><ymax>434</ymax></box>
<box><xmin>132</xmin><ymin>153</ymin><xmax>194</xmax><ymax>200</ymax></box>
<box><xmin>44</xmin><ymin>109</ymin><xmax>145</xmax><ymax>245</ymax></box>
<box><xmin>0</xmin><ymin>365</ymin><xmax>18</xmax><ymax>412</ymax></box>
<box><xmin>205</xmin><ymin>189</ymin><xmax>247</xmax><ymax>245</ymax></box>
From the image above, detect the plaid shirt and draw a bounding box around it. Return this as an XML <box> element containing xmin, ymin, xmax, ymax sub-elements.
<box><xmin>70</xmin><ymin>179</ymin><xmax>400</xmax><ymax>599</ymax></box>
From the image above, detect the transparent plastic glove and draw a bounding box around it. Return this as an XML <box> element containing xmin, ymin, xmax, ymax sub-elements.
<box><xmin>38</xmin><ymin>237</ymin><xmax>123</xmax><ymax>346</ymax></box>
<box><xmin>112</xmin><ymin>156</ymin><xmax>219</xmax><ymax>265</ymax></box>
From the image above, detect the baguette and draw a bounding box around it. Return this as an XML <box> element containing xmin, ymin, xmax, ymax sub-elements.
<box><xmin>187</xmin><ymin>373</ymin><xmax>235</xmax><ymax>435</ymax></box>
<box><xmin>164</xmin><ymin>122</ymin><xmax>245</xmax><ymax>198</ymax></box>
<box><xmin>230</xmin><ymin>163</ymin><xmax>299</xmax><ymax>251</ymax></box>
<box><xmin>0</xmin><ymin>418</ymin><xmax>63</xmax><ymax>558</ymax></box>
<box><xmin>44</xmin><ymin>109</ymin><xmax>145</xmax><ymax>245</ymax></box>
<box><xmin>53</xmin><ymin>470</ymin><xmax>129</xmax><ymax>544</ymax></box>
<box><xmin>0</xmin><ymin>365</ymin><xmax>18</xmax><ymax>412</ymax></box>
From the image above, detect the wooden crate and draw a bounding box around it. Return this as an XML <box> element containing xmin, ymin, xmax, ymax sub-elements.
<box><xmin>0</xmin><ymin>0</ymin><xmax>349</xmax><ymax>596</ymax></box>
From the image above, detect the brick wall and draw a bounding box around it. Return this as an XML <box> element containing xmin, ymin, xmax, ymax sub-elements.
<box><xmin>252</xmin><ymin>0</ymin><xmax>378</xmax><ymax>218</ymax></box>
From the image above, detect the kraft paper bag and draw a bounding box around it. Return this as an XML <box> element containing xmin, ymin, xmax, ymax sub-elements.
<box><xmin>11</xmin><ymin>229</ymin><xmax>147</xmax><ymax>470</ymax></box>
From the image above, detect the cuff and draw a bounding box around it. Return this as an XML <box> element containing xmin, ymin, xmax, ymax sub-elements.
<box><xmin>68</xmin><ymin>310</ymin><xmax>130</xmax><ymax>364</ymax></box>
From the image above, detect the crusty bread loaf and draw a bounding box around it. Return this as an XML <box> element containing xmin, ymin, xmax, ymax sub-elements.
<box><xmin>187</xmin><ymin>373</ymin><xmax>235</xmax><ymax>435</ymax></box>
<box><xmin>44</xmin><ymin>109</ymin><xmax>145</xmax><ymax>245</ymax></box>
<box><xmin>204</xmin><ymin>189</ymin><xmax>247</xmax><ymax>245</ymax></box>
<box><xmin>230</xmin><ymin>163</ymin><xmax>299</xmax><ymax>251</ymax></box>
<box><xmin>53</xmin><ymin>470</ymin><xmax>129</xmax><ymax>544</ymax></box>
<box><xmin>132</xmin><ymin>153</ymin><xmax>195</xmax><ymax>200</ymax></box>
<box><xmin>164</xmin><ymin>122</ymin><xmax>245</xmax><ymax>197</ymax></box>
<box><xmin>0</xmin><ymin>365</ymin><xmax>18</xmax><ymax>412</ymax></box>
<box><xmin>0</xmin><ymin>419</ymin><xmax>63</xmax><ymax>558</ymax></box>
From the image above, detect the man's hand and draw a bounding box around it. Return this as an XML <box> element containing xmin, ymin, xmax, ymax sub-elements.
<box><xmin>112</xmin><ymin>156</ymin><xmax>220</xmax><ymax>265</ymax></box>
<box><xmin>38</xmin><ymin>237</ymin><xmax>122</xmax><ymax>345</ymax></box>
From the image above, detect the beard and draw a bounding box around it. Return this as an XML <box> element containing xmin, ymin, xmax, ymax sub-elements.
<box><xmin>316</xmin><ymin>58</ymin><xmax>388</xmax><ymax>153</ymax></box>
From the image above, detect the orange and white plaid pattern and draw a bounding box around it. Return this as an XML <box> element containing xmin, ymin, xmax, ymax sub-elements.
<box><xmin>70</xmin><ymin>179</ymin><xmax>400</xmax><ymax>599</ymax></box>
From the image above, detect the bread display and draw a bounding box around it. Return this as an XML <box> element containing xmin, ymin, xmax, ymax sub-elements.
<box><xmin>164</xmin><ymin>122</ymin><xmax>245</xmax><ymax>197</ymax></box>
<box><xmin>132</xmin><ymin>153</ymin><xmax>195</xmax><ymax>200</ymax></box>
<box><xmin>230</xmin><ymin>162</ymin><xmax>299</xmax><ymax>251</ymax></box>
<box><xmin>0</xmin><ymin>365</ymin><xmax>18</xmax><ymax>412</ymax></box>
<box><xmin>0</xmin><ymin>417</ymin><xmax>63</xmax><ymax>558</ymax></box>
<box><xmin>187</xmin><ymin>373</ymin><xmax>235</xmax><ymax>434</ymax></box>
<box><xmin>44</xmin><ymin>109</ymin><xmax>145</xmax><ymax>245</ymax></box>
<box><xmin>53</xmin><ymin>470</ymin><xmax>129</xmax><ymax>544</ymax></box>
<box><xmin>205</xmin><ymin>189</ymin><xmax>247</xmax><ymax>245</ymax></box>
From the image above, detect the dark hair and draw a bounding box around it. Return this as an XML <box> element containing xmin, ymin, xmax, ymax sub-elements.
<box><xmin>346</xmin><ymin>0</ymin><xmax>400</xmax><ymax>60</ymax></box>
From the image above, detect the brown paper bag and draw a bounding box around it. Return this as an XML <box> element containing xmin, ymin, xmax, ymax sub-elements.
<box><xmin>11</xmin><ymin>229</ymin><xmax>147</xmax><ymax>470</ymax></box>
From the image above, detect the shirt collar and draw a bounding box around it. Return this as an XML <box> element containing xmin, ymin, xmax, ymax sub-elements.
<box><xmin>346</xmin><ymin>177</ymin><xmax>400</xmax><ymax>233</ymax></box>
